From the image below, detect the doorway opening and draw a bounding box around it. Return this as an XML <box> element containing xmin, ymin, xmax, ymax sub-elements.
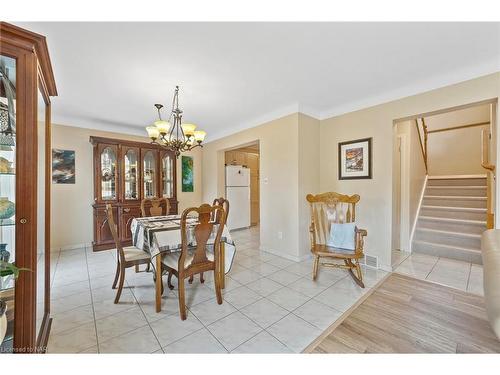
<box><xmin>392</xmin><ymin>99</ymin><xmax>497</xmax><ymax>270</ymax></box>
<box><xmin>224</xmin><ymin>141</ymin><xmax>260</xmax><ymax>229</ymax></box>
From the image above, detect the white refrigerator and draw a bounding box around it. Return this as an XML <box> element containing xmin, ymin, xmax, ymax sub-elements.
<box><xmin>225</xmin><ymin>165</ymin><xmax>251</xmax><ymax>230</ymax></box>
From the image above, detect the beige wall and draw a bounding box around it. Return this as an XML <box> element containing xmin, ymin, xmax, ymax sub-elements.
<box><xmin>426</xmin><ymin>104</ymin><xmax>490</xmax><ymax>175</ymax></box>
<box><xmin>202</xmin><ymin>113</ymin><xmax>303</xmax><ymax>260</ymax></box>
<box><xmin>393</xmin><ymin>120</ymin><xmax>427</xmax><ymax>253</ymax></box>
<box><xmin>298</xmin><ymin>113</ymin><xmax>320</xmax><ymax>258</ymax></box>
<box><xmin>320</xmin><ymin>72</ymin><xmax>500</xmax><ymax>270</ymax></box>
<box><xmin>50</xmin><ymin>124</ymin><xmax>202</xmax><ymax>250</ymax></box>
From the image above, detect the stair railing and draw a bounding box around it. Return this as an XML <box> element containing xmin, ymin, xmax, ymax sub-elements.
<box><xmin>415</xmin><ymin>118</ymin><xmax>428</xmax><ymax>173</ymax></box>
<box><xmin>481</xmin><ymin>128</ymin><xmax>495</xmax><ymax>229</ymax></box>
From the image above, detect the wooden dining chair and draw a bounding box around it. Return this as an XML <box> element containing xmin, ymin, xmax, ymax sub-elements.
<box><xmin>189</xmin><ymin>197</ymin><xmax>230</xmax><ymax>285</ymax></box>
<box><xmin>306</xmin><ymin>192</ymin><xmax>368</xmax><ymax>288</ymax></box>
<box><xmin>105</xmin><ymin>204</ymin><xmax>152</xmax><ymax>303</ymax></box>
<box><xmin>140</xmin><ymin>197</ymin><xmax>170</xmax><ymax>217</ymax></box>
<box><xmin>212</xmin><ymin>197</ymin><xmax>230</xmax><ymax>223</ymax></box>
<box><xmin>156</xmin><ymin>203</ymin><xmax>227</xmax><ymax>320</ymax></box>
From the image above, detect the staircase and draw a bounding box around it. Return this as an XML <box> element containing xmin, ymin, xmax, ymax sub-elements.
<box><xmin>412</xmin><ymin>176</ymin><xmax>487</xmax><ymax>264</ymax></box>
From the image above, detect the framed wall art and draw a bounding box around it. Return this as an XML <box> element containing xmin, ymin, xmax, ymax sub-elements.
<box><xmin>52</xmin><ymin>149</ymin><xmax>76</xmax><ymax>184</ymax></box>
<box><xmin>181</xmin><ymin>155</ymin><xmax>194</xmax><ymax>192</ymax></box>
<box><xmin>338</xmin><ymin>137</ymin><xmax>372</xmax><ymax>180</ymax></box>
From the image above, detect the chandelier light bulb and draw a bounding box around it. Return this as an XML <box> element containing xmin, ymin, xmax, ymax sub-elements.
<box><xmin>194</xmin><ymin>130</ymin><xmax>206</xmax><ymax>143</ymax></box>
<box><xmin>181</xmin><ymin>123</ymin><xmax>197</xmax><ymax>136</ymax></box>
<box><xmin>154</xmin><ymin>120</ymin><xmax>171</xmax><ymax>134</ymax></box>
<box><xmin>146</xmin><ymin>126</ymin><xmax>159</xmax><ymax>140</ymax></box>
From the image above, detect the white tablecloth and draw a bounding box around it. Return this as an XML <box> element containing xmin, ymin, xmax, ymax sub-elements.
<box><xmin>130</xmin><ymin>215</ymin><xmax>236</xmax><ymax>273</ymax></box>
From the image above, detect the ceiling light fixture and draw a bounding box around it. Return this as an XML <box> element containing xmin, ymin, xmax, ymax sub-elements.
<box><xmin>146</xmin><ymin>85</ymin><xmax>206</xmax><ymax>157</ymax></box>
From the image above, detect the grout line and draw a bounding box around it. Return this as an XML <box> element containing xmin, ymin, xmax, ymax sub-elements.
<box><xmin>84</xmin><ymin>244</ymin><xmax>101</xmax><ymax>353</ymax></box>
<box><xmin>127</xmin><ymin>271</ymin><xmax>166</xmax><ymax>353</ymax></box>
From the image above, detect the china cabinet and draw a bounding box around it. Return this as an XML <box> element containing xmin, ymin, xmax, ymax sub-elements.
<box><xmin>0</xmin><ymin>22</ymin><xmax>57</xmax><ymax>353</ymax></box>
<box><xmin>90</xmin><ymin>137</ymin><xmax>177</xmax><ymax>251</ymax></box>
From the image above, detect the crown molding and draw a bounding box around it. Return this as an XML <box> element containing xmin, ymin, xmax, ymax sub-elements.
<box><xmin>205</xmin><ymin>103</ymin><xmax>302</xmax><ymax>143</ymax></box>
<box><xmin>52</xmin><ymin>114</ymin><xmax>147</xmax><ymax>137</ymax></box>
<box><xmin>319</xmin><ymin>63</ymin><xmax>500</xmax><ymax>120</ymax></box>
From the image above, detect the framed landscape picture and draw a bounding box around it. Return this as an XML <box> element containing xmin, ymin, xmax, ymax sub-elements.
<box><xmin>338</xmin><ymin>137</ymin><xmax>372</xmax><ymax>180</ymax></box>
<box><xmin>52</xmin><ymin>149</ymin><xmax>76</xmax><ymax>184</ymax></box>
<box><xmin>181</xmin><ymin>155</ymin><xmax>194</xmax><ymax>192</ymax></box>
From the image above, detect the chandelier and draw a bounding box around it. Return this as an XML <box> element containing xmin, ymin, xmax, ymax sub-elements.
<box><xmin>146</xmin><ymin>85</ymin><xmax>206</xmax><ymax>157</ymax></box>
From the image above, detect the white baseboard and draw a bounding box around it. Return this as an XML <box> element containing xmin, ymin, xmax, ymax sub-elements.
<box><xmin>409</xmin><ymin>175</ymin><xmax>428</xmax><ymax>253</ymax></box>
<box><xmin>379</xmin><ymin>263</ymin><xmax>394</xmax><ymax>272</ymax></box>
<box><xmin>50</xmin><ymin>243</ymin><xmax>92</xmax><ymax>253</ymax></box>
<box><xmin>258</xmin><ymin>245</ymin><xmax>310</xmax><ymax>262</ymax></box>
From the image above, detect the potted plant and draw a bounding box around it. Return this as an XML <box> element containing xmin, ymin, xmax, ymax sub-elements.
<box><xmin>0</xmin><ymin>261</ymin><xmax>28</xmax><ymax>344</ymax></box>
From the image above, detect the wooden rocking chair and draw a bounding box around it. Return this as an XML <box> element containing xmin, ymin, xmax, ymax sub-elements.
<box><xmin>306</xmin><ymin>192</ymin><xmax>368</xmax><ymax>288</ymax></box>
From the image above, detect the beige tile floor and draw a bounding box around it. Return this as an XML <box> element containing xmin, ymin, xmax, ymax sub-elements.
<box><xmin>393</xmin><ymin>250</ymin><xmax>484</xmax><ymax>296</ymax></box>
<box><xmin>47</xmin><ymin>226</ymin><xmax>387</xmax><ymax>353</ymax></box>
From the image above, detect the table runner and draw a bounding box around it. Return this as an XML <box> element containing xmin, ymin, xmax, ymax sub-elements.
<box><xmin>130</xmin><ymin>215</ymin><xmax>236</xmax><ymax>273</ymax></box>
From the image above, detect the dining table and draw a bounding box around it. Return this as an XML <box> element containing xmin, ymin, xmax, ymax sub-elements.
<box><xmin>130</xmin><ymin>214</ymin><xmax>236</xmax><ymax>312</ymax></box>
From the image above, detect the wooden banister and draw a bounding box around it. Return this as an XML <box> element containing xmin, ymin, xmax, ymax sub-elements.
<box><xmin>415</xmin><ymin>118</ymin><xmax>428</xmax><ymax>173</ymax></box>
<box><xmin>481</xmin><ymin>128</ymin><xmax>495</xmax><ymax>229</ymax></box>
<box><xmin>427</xmin><ymin>121</ymin><xmax>490</xmax><ymax>134</ymax></box>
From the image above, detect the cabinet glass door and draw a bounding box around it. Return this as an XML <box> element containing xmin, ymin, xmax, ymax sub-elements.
<box><xmin>35</xmin><ymin>88</ymin><xmax>46</xmax><ymax>344</ymax></box>
<box><xmin>162</xmin><ymin>154</ymin><xmax>173</xmax><ymax>198</ymax></box>
<box><xmin>124</xmin><ymin>149</ymin><xmax>138</xmax><ymax>200</ymax></box>
<box><xmin>0</xmin><ymin>54</ymin><xmax>16</xmax><ymax>352</ymax></box>
<box><xmin>101</xmin><ymin>146</ymin><xmax>117</xmax><ymax>200</ymax></box>
<box><xmin>143</xmin><ymin>151</ymin><xmax>156</xmax><ymax>198</ymax></box>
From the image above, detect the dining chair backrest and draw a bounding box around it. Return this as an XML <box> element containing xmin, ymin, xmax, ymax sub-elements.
<box><xmin>306</xmin><ymin>192</ymin><xmax>359</xmax><ymax>246</ymax></box>
<box><xmin>178</xmin><ymin>203</ymin><xmax>226</xmax><ymax>275</ymax></box>
<box><xmin>141</xmin><ymin>197</ymin><xmax>170</xmax><ymax>217</ymax></box>
<box><xmin>105</xmin><ymin>203</ymin><xmax>125</xmax><ymax>262</ymax></box>
<box><xmin>212</xmin><ymin>197</ymin><xmax>229</xmax><ymax>224</ymax></box>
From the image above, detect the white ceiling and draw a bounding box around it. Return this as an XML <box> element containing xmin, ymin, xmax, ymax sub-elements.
<box><xmin>16</xmin><ymin>22</ymin><xmax>500</xmax><ymax>141</ymax></box>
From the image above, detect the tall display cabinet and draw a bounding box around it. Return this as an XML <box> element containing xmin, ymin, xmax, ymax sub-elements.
<box><xmin>0</xmin><ymin>23</ymin><xmax>57</xmax><ymax>353</ymax></box>
<box><xmin>90</xmin><ymin>137</ymin><xmax>178</xmax><ymax>251</ymax></box>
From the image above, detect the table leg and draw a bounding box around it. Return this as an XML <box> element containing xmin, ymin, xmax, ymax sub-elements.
<box><xmin>155</xmin><ymin>255</ymin><xmax>162</xmax><ymax>313</ymax></box>
<box><xmin>220</xmin><ymin>242</ymin><xmax>225</xmax><ymax>289</ymax></box>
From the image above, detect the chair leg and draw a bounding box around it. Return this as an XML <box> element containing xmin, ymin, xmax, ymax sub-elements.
<box><xmin>312</xmin><ymin>255</ymin><xmax>320</xmax><ymax>281</ymax></box>
<box><xmin>114</xmin><ymin>265</ymin><xmax>126</xmax><ymax>304</ymax></box>
<box><xmin>135</xmin><ymin>264</ymin><xmax>139</xmax><ymax>273</ymax></box>
<box><xmin>112</xmin><ymin>260</ymin><xmax>120</xmax><ymax>289</ymax></box>
<box><xmin>188</xmin><ymin>275</ymin><xmax>194</xmax><ymax>284</ymax></box>
<box><xmin>200</xmin><ymin>272</ymin><xmax>205</xmax><ymax>284</ymax></box>
<box><xmin>346</xmin><ymin>259</ymin><xmax>365</xmax><ymax>288</ymax></box>
<box><xmin>355</xmin><ymin>260</ymin><xmax>363</xmax><ymax>282</ymax></box>
<box><xmin>167</xmin><ymin>272</ymin><xmax>175</xmax><ymax>290</ymax></box>
<box><xmin>214</xmin><ymin>269</ymin><xmax>222</xmax><ymax>305</ymax></box>
<box><xmin>146</xmin><ymin>263</ymin><xmax>151</xmax><ymax>272</ymax></box>
<box><xmin>178</xmin><ymin>277</ymin><xmax>187</xmax><ymax>320</ymax></box>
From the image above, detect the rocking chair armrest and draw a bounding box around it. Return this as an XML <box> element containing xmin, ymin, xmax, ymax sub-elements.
<box><xmin>356</xmin><ymin>228</ymin><xmax>367</xmax><ymax>237</ymax></box>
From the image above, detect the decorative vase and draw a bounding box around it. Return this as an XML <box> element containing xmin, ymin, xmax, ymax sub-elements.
<box><xmin>0</xmin><ymin>300</ymin><xmax>6</xmax><ymax>344</ymax></box>
<box><xmin>0</xmin><ymin>198</ymin><xmax>15</xmax><ymax>220</ymax></box>
<box><xmin>0</xmin><ymin>157</ymin><xmax>13</xmax><ymax>174</ymax></box>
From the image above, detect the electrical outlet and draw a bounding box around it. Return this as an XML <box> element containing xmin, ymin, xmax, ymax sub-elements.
<box><xmin>277</xmin><ymin>231</ymin><xmax>283</xmax><ymax>240</ymax></box>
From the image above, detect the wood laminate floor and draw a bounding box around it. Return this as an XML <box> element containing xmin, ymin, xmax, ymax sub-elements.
<box><xmin>309</xmin><ymin>273</ymin><xmax>500</xmax><ymax>353</ymax></box>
